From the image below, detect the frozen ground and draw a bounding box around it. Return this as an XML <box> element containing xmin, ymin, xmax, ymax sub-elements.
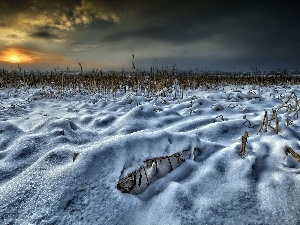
<box><xmin>0</xmin><ymin>84</ymin><xmax>300</xmax><ymax>225</ymax></box>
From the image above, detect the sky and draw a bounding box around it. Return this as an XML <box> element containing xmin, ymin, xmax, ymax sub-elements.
<box><xmin>0</xmin><ymin>0</ymin><xmax>299</xmax><ymax>72</ymax></box>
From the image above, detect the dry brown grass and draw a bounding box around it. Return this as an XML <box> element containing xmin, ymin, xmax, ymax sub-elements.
<box><xmin>1</xmin><ymin>68</ymin><xmax>300</xmax><ymax>95</ymax></box>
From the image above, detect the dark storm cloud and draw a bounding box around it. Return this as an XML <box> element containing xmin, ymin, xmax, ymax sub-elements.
<box><xmin>97</xmin><ymin>0</ymin><xmax>300</xmax><ymax>69</ymax></box>
<box><xmin>0</xmin><ymin>22</ymin><xmax>7</xmax><ymax>27</ymax></box>
<box><xmin>0</xmin><ymin>0</ymin><xmax>120</xmax><ymax>41</ymax></box>
<box><xmin>1</xmin><ymin>0</ymin><xmax>299</xmax><ymax>42</ymax></box>
<box><xmin>29</xmin><ymin>25</ymin><xmax>61</xmax><ymax>40</ymax></box>
<box><xmin>30</xmin><ymin>31</ymin><xmax>59</xmax><ymax>39</ymax></box>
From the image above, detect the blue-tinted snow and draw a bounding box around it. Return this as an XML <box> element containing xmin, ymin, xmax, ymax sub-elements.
<box><xmin>0</xmin><ymin>85</ymin><xmax>300</xmax><ymax>224</ymax></box>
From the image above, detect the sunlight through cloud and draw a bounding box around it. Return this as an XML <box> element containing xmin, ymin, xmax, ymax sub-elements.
<box><xmin>0</xmin><ymin>48</ymin><xmax>35</xmax><ymax>63</ymax></box>
<box><xmin>0</xmin><ymin>47</ymin><xmax>69</xmax><ymax>67</ymax></box>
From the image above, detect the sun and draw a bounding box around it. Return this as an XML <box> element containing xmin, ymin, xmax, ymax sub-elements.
<box><xmin>8</xmin><ymin>55</ymin><xmax>21</xmax><ymax>63</ymax></box>
<box><xmin>0</xmin><ymin>48</ymin><xmax>35</xmax><ymax>63</ymax></box>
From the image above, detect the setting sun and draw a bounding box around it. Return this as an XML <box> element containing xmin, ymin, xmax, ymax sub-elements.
<box><xmin>0</xmin><ymin>47</ymin><xmax>68</xmax><ymax>68</ymax></box>
<box><xmin>8</xmin><ymin>55</ymin><xmax>20</xmax><ymax>63</ymax></box>
<box><xmin>0</xmin><ymin>48</ymin><xmax>35</xmax><ymax>63</ymax></box>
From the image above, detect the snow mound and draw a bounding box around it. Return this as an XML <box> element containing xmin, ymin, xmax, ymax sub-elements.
<box><xmin>1</xmin><ymin>86</ymin><xmax>300</xmax><ymax>224</ymax></box>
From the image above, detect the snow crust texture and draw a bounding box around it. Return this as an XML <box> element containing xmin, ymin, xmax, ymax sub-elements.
<box><xmin>1</xmin><ymin>85</ymin><xmax>300</xmax><ymax>225</ymax></box>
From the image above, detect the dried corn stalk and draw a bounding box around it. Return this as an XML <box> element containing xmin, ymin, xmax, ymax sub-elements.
<box><xmin>277</xmin><ymin>92</ymin><xmax>300</xmax><ymax>119</ymax></box>
<box><xmin>213</xmin><ymin>115</ymin><xmax>225</xmax><ymax>122</ymax></box>
<box><xmin>258</xmin><ymin>111</ymin><xmax>269</xmax><ymax>133</ymax></box>
<box><xmin>243</xmin><ymin>115</ymin><xmax>252</xmax><ymax>127</ymax></box>
<box><xmin>286</xmin><ymin>118</ymin><xmax>293</xmax><ymax>126</ymax></box>
<box><xmin>285</xmin><ymin>147</ymin><xmax>300</xmax><ymax>162</ymax></box>
<box><xmin>257</xmin><ymin>110</ymin><xmax>279</xmax><ymax>134</ymax></box>
<box><xmin>269</xmin><ymin>110</ymin><xmax>279</xmax><ymax>134</ymax></box>
<box><xmin>240</xmin><ymin>131</ymin><xmax>249</xmax><ymax>157</ymax></box>
<box><xmin>117</xmin><ymin>149</ymin><xmax>199</xmax><ymax>194</ymax></box>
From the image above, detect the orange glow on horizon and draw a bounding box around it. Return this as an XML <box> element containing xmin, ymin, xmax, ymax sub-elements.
<box><xmin>0</xmin><ymin>48</ymin><xmax>35</xmax><ymax>64</ymax></box>
<box><xmin>0</xmin><ymin>47</ymin><xmax>69</xmax><ymax>67</ymax></box>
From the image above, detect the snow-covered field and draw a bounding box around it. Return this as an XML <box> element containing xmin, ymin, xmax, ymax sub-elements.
<box><xmin>1</xmin><ymin>84</ymin><xmax>300</xmax><ymax>224</ymax></box>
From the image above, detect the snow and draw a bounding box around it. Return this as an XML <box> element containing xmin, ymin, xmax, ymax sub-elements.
<box><xmin>1</xmin><ymin>84</ymin><xmax>300</xmax><ymax>224</ymax></box>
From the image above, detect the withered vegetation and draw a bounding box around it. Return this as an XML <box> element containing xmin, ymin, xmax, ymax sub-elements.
<box><xmin>1</xmin><ymin>68</ymin><xmax>299</xmax><ymax>95</ymax></box>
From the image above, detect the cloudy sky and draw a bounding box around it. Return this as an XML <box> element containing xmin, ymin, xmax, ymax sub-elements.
<box><xmin>0</xmin><ymin>0</ymin><xmax>299</xmax><ymax>71</ymax></box>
